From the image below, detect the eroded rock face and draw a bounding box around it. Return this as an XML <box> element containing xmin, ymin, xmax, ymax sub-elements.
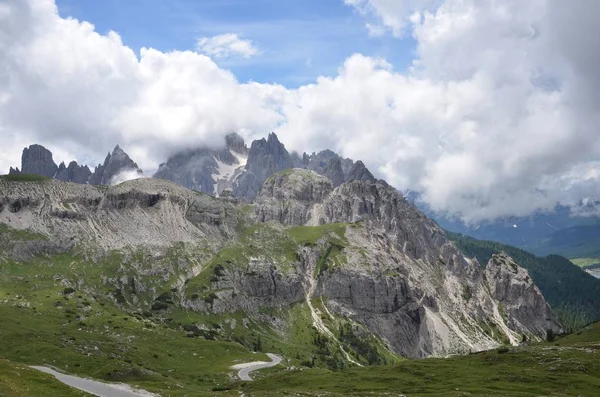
<box><xmin>0</xmin><ymin>170</ymin><xmax>562</xmax><ymax>360</ymax></box>
<box><xmin>254</xmin><ymin>169</ymin><xmax>333</xmax><ymax>225</ymax></box>
<box><xmin>55</xmin><ymin>161</ymin><xmax>92</xmax><ymax>184</ymax></box>
<box><xmin>20</xmin><ymin>144</ymin><xmax>58</xmax><ymax>178</ymax></box>
<box><xmin>234</xmin><ymin>132</ymin><xmax>294</xmax><ymax>201</ymax></box>
<box><xmin>346</xmin><ymin>160</ymin><xmax>376</xmax><ymax>182</ymax></box>
<box><xmin>154</xmin><ymin>133</ymin><xmax>248</xmax><ymax>195</ymax></box>
<box><xmin>485</xmin><ymin>253</ymin><xmax>561</xmax><ymax>336</ymax></box>
<box><xmin>89</xmin><ymin>145</ymin><xmax>143</xmax><ymax>185</ymax></box>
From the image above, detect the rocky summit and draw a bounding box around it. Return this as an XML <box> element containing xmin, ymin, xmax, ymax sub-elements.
<box><xmin>0</xmin><ymin>167</ymin><xmax>561</xmax><ymax>360</ymax></box>
<box><xmin>8</xmin><ymin>144</ymin><xmax>142</xmax><ymax>186</ymax></box>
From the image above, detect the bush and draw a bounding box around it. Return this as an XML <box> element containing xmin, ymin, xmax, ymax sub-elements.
<box><xmin>63</xmin><ymin>287</ymin><xmax>75</xmax><ymax>295</ymax></box>
<box><xmin>546</xmin><ymin>329</ymin><xmax>556</xmax><ymax>342</ymax></box>
<box><xmin>497</xmin><ymin>346</ymin><xmax>510</xmax><ymax>354</ymax></box>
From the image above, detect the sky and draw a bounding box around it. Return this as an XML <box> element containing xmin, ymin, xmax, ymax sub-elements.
<box><xmin>1</xmin><ymin>0</ymin><xmax>600</xmax><ymax>222</ymax></box>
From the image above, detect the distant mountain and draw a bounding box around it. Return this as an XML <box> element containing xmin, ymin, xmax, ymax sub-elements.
<box><xmin>88</xmin><ymin>145</ymin><xmax>143</xmax><ymax>185</ymax></box>
<box><xmin>153</xmin><ymin>132</ymin><xmax>358</xmax><ymax>201</ymax></box>
<box><xmin>7</xmin><ymin>144</ymin><xmax>142</xmax><ymax>186</ymax></box>
<box><xmin>528</xmin><ymin>224</ymin><xmax>600</xmax><ymax>258</ymax></box>
<box><xmin>407</xmin><ymin>193</ymin><xmax>600</xmax><ymax>258</ymax></box>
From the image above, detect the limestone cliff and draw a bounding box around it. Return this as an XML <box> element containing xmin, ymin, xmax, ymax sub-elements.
<box><xmin>0</xmin><ymin>170</ymin><xmax>562</xmax><ymax>360</ymax></box>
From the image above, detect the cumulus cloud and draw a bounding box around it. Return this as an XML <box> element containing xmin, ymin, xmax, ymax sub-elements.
<box><xmin>1</xmin><ymin>0</ymin><xmax>600</xmax><ymax>222</ymax></box>
<box><xmin>196</xmin><ymin>33</ymin><xmax>259</xmax><ymax>59</ymax></box>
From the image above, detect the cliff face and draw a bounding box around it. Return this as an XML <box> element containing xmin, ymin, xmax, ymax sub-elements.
<box><xmin>7</xmin><ymin>144</ymin><xmax>140</xmax><ymax>186</ymax></box>
<box><xmin>89</xmin><ymin>145</ymin><xmax>143</xmax><ymax>185</ymax></box>
<box><xmin>20</xmin><ymin>144</ymin><xmax>58</xmax><ymax>178</ymax></box>
<box><xmin>0</xmin><ymin>169</ymin><xmax>562</xmax><ymax>360</ymax></box>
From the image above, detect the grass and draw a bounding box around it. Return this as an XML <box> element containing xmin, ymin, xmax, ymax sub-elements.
<box><xmin>238</xmin><ymin>322</ymin><xmax>600</xmax><ymax>396</ymax></box>
<box><xmin>0</xmin><ymin>174</ymin><xmax>50</xmax><ymax>182</ymax></box>
<box><xmin>0</xmin><ymin>359</ymin><xmax>94</xmax><ymax>396</ymax></box>
<box><xmin>571</xmin><ymin>258</ymin><xmax>600</xmax><ymax>269</ymax></box>
<box><xmin>287</xmin><ymin>223</ymin><xmax>348</xmax><ymax>246</ymax></box>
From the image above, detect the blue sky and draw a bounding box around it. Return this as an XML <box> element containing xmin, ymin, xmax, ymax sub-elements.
<box><xmin>55</xmin><ymin>0</ymin><xmax>417</xmax><ymax>87</ymax></box>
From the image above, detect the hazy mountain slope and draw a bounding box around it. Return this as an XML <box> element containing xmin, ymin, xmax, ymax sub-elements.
<box><xmin>447</xmin><ymin>231</ymin><xmax>600</xmax><ymax>330</ymax></box>
<box><xmin>528</xmin><ymin>224</ymin><xmax>600</xmax><ymax>258</ymax></box>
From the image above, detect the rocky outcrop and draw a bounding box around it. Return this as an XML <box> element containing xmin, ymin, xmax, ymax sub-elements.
<box><xmin>254</xmin><ymin>169</ymin><xmax>333</xmax><ymax>225</ymax></box>
<box><xmin>20</xmin><ymin>144</ymin><xmax>58</xmax><ymax>178</ymax></box>
<box><xmin>154</xmin><ymin>133</ymin><xmax>248</xmax><ymax>195</ymax></box>
<box><xmin>233</xmin><ymin>132</ymin><xmax>293</xmax><ymax>201</ymax></box>
<box><xmin>0</xmin><ymin>170</ymin><xmax>562</xmax><ymax>360</ymax></box>
<box><xmin>484</xmin><ymin>253</ymin><xmax>561</xmax><ymax>336</ymax></box>
<box><xmin>7</xmin><ymin>144</ymin><xmax>140</xmax><ymax>186</ymax></box>
<box><xmin>323</xmin><ymin>158</ymin><xmax>345</xmax><ymax>187</ymax></box>
<box><xmin>346</xmin><ymin>160</ymin><xmax>376</xmax><ymax>182</ymax></box>
<box><xmin>89</xmin><ymin>145</ymin><xmax>142</xmax><ymax>185</ymax></box>
<box><xmin>55</xmin><ymin>161</ymin><xmax>92</xmax><ymax>184</ymax></box>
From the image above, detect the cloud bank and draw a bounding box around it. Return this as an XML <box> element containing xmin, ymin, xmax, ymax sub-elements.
<box><xmin>1</xmin><ymin>0</ymin><xmax>599</xmax><ymax>222</ymax></box>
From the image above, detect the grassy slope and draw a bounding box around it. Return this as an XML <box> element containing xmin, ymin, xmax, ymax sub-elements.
<box><xmin>571</xmin><ymin>258</ymin><xmax>600</xmax><ymax>269</ymax></box>
<box><xmin>0</xmin><ymin>359</ymin><xmax>95</xmax><ymax>397</ymax></box>
<box><xmin>0</xmin><ymin>173</ymin><xmax>50</xmax><ymax>182</ymax></box>
<box><xmin>0</xmin><ymin>221</ymin><xmax>396</xmax><ymax>394</ymax></box>
<box><xmin>240</xmin><ymin>322</ymin><xmax>600</xmax><ymax>396</ymax></box>
<box><xmin>447</xmin><ymin>231</ymin><xmax>600</xmax><ymax>330</ymax></box>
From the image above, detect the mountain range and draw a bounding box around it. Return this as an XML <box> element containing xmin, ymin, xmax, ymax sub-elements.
<box><xmin>3</xmin><ymin>132</ymin><xmax>600</xmax><ymax>395</ymax></box>
<box><xmin>8</xmin><ymin>133</ymin><xmax>600</xmax><ymax>260</ymax></box>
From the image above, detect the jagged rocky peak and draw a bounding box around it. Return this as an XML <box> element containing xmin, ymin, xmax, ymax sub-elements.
<box><xmin>484</xmin><ymin>253</ymin><xmax>561</xmax><ymax>336</ymax></box>
<box><xmin>225</xmin><ymin>132</ymin><xmax>247</xmax><ymax>154</ymax></box>
<box><xmin>347</xmin><ymin>160</ymin><xmax>376</xmax><ymax>182</ymax></box>
<box><xmin>89</xmin><ymin>145</ymin><xmax>142</xmax><ymax>185</ymax></box>
<box><xmin>19</xmin><ymin>144</ymin><xmax>58</xmax><ymax>178</ymax></box>
<box><xmin>233</xmin><ymin>132</ymin><xmax>294</xmax><ymax>201</ymax></box>
<box><xmin>55</xmin><ymin>161</ymin><xmax>91</xmax><ymax>184</ymax></box>
<box><xmin>154</xmin><ymin>133</ymin><xmax>249</xmax><ymax>195</ymax></box>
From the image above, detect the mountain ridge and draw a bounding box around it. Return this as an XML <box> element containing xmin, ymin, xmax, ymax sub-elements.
<box><xmin>0</xmin><ymin>170</ymin><xmax>561</xmax><ymax>359</ymax></box>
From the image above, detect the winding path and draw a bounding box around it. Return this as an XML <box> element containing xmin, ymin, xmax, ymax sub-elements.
<box><xmin>30</xmin><ymin>366</ymin><xmax>158</xmax><ymax>397</ymax></box>
<box><xmin>231</xmin><ymin>353</ymin><xmax>282</xmax><ymax>381</ymax></box>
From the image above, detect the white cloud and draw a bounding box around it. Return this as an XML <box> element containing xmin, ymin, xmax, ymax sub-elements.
<box><xmin>109</xmin><ymin>168</ymin><xmax>145</xmax><ymax>186</ymax></box>
<box><xmin>1</xmin><ymin>0</ymin><xmax>600</xmax><ymax>223</ymax></box>
<box><xmin>196</xmin><ymin>33</ymin><xmax>259</xmax><ymax>59</ymax></box>
<box><xmin>344</xmin><ymin>0</ymin><xmax>441</xmax><ymax>37</ymax></box>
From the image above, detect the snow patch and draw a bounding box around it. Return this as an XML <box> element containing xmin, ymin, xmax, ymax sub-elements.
<box><xmin>211</xmin><ymin>149</ymin><xmax>248</xmax><ymax>195</ymax></box>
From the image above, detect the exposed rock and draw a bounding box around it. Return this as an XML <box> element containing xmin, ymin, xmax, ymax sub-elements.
<box><xmin>323</xmin><ymin>158</ymin><xmax>345</xmax><ymax>187</ymax></box>
<box><xmin>233</xmin><ymin>132</ymin><xmax>293</xmax><ymax>201</ymax></box>
<box><xmin>154</xmin><ymin>133</ymin><xmax>248</xmax><ymax>195</ymax></box>
<box><xmin>8</xmin><ymin>167</ymin><xmax>20</xmax><ymax>175</ymax></box>
<box><xmin>20</xmin><ymin>144</ymin><xmax>58</xmax><ymax>178</ymax></box>
<box><xmin>346</xmin><ymin>160</ymin><xmax>376</xmax><ymax>182</ymax></box>
<box><xmin>0</xmin><ymin>170</ymin><xmax>562</xmax><ymax>360</ymax></box>
<box><xmin>484</xmin><ymin>253</ymin><xmax>561</xmax><ymax>336</ymax></box>
<box><xmin>89</xmin><ymin>145</ymin><xmax>143</xmax><ymax>185</ymax></box>
<box><xmin>254</xmin><ymin>169</ymin><xmax>333</xmax><ymax>225</ymax></box>
<box><xmin>55</xmin><ymin>161</ymin><xmax>92</xmax><ymax>184</ymax></box>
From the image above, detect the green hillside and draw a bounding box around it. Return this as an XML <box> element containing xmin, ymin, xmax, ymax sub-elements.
<box><xmin>240</xmin><ymin>322</ymin><xmax>600</xmax><ymax>396</ymax></box>
<box><xmin>530</xmin><ymin>224</ymin><xmax>600</xmax><ymax>258</ymax></box>
<box><xmin>447</xmin><ymin>232</ymin><xmax>600</xmax><ymax>330</ymax></box>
